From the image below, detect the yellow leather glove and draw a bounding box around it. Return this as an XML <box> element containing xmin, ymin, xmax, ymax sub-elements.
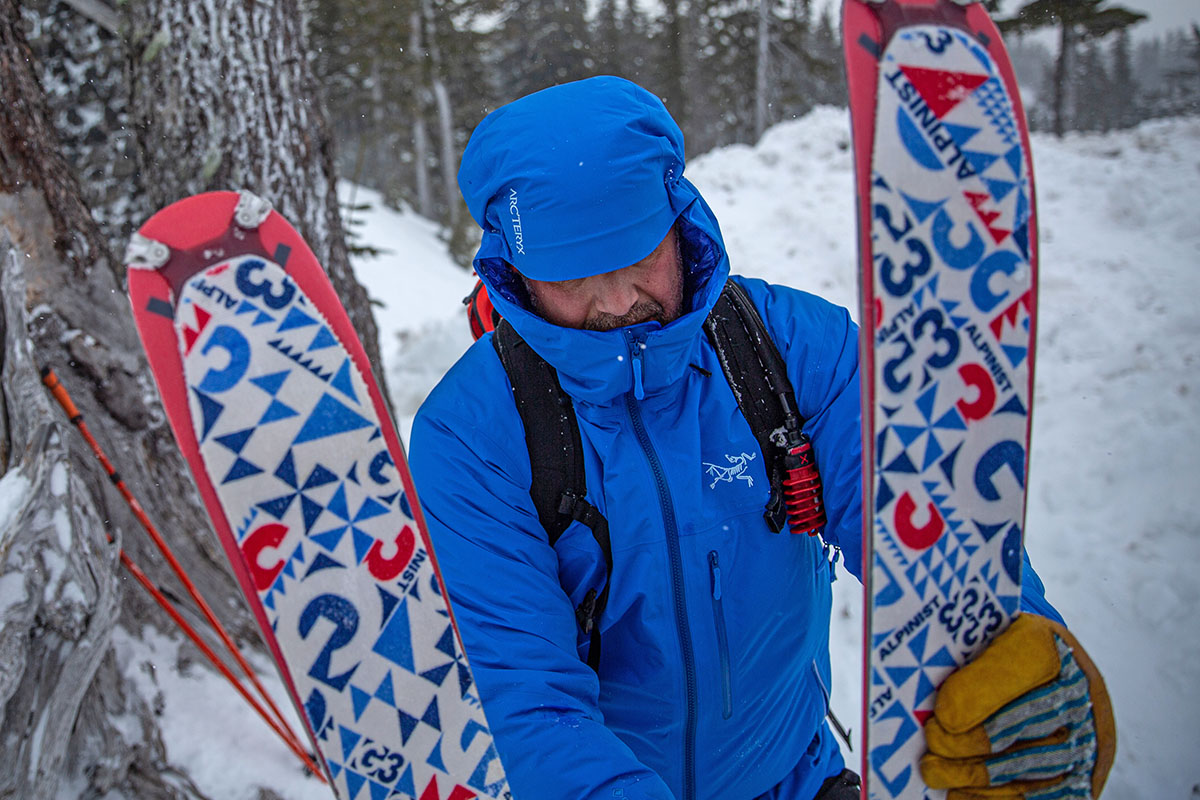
<box><xmin>919</xmin><ymin>614</ymin><xmax>1116</xmax><ymax>799</ymax></box>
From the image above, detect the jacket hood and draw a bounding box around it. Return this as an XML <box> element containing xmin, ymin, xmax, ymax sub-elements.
<box><xmin>458</xmin><ymin>76</ymin><xmax>732</xmax><ymax>404</ymax></box>
<box><xmin>459</xmin><ymin>76</ymin><xmax>695</xmax><ymax>282</ymax></box>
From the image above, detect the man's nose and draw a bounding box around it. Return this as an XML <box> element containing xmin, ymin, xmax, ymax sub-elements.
<box><xmin>591</xmin><ymin>271</ymin><xmax>639</xmax><ymax>316</ymax></box>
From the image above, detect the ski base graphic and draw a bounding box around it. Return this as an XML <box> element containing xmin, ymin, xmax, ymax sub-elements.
<box><xmin>844</xmin><ymin>2</ymin><xmax>1038</xmax><ymax>798</ymax></box>
<box><xmin>127</xmin><ymin>192</ymin><xmax>510</xmax><ymax>800</ymax></box>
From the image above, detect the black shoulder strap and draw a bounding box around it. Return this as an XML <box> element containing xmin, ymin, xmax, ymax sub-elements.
<box><xmin>492</xmin><ymin>320</ymin><xmax>611</xmax><ymax>671</ymax></box>
<box><xmin>704</xmin><ymin>279</ymin><xmax>805</xmax><ymax>533</ymax></box>
<box><xmin>490</xmin><ymin>280</ymin><xmax>815</xmax><ymax>672</ymax></box>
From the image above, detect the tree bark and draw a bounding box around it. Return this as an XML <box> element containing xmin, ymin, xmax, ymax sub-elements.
<box><xmin>124</xmin><ymin>0</ymin><xmax>390</xmax><ymax>402</ymax></box>
<box><xmin>2</xmin><ymin>0</ymin><xmax>384</xmax><ymax>795</ymax></box>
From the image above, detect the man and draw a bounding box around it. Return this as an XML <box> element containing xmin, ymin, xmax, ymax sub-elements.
<box><xmin>410</xmin><ymin>77</ymin><xmax>1113</xmax><ymax>800</ymax></box>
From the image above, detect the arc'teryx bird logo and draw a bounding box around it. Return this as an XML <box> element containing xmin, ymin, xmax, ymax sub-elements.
<box><xmin>704</xmin><ymin>452</ymin><xmax>757</xmax><ymax>489</ymax></box>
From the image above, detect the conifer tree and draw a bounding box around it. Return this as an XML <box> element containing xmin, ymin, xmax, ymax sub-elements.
<box><xmin>999</xmin><ymin>0</ymin><xmax>1146</xmax><ymax>136</ymax></box>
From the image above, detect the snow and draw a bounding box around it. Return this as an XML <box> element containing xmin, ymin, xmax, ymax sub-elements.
<box><xmin>121</xmin><ymin>112</ymin><xmax>1199</xmax><ymax>798</ymax></box>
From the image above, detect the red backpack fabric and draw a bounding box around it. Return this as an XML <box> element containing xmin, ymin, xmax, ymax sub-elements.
<box><xmin>465</xmin><ymin>278</ymin><xmax>501</xmax><ymax>341</ymax></box>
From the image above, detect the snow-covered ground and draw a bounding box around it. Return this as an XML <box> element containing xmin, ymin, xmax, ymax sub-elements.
<box><xmin>108</xmin><ymin>111</ymin><xmax>1200</xmax><ymax>799</ymax></box>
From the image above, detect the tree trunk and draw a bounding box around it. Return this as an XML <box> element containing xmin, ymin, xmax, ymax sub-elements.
<box><xmin>409</xmin><ymin>10</ymin><xmax>434</xmax><ymax>219</ymax></box>
<box><xmin>1053</xmin><ymin>20</ymin><xmax>1074</xmax><ymax>137</ymax></box>
<box><xmin>755</xmin><ymin>0</ymin><xmax>771</xmax><ymax>140</ymax></box>
<box><xmin>124</xmin><ymin>0</ymin><xmax>389</xmax><ymax>402</ymax></box>
<box><xmin>1</xmin><ymin>5</ymin><xmax>215</xmax><ymax>798</ymax></box>
<box><xmin>3</xmin><ymin>0</ymin><xmax>384</xmax><ymax>795</ymax></box>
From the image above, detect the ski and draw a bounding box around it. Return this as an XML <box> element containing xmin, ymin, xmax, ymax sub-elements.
<box><xmin>126</xmin><ymin>191</ymin><xmax>510</xmax><ymax>800</ymax></box>
<box><xmin>843</xmin><ymin>2</ymin><xmax>1038</xmax><ymax>798</ymax></box>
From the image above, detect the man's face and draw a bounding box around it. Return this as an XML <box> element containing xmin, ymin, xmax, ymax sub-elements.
<box><xmin>523</xmin><ymin>227</ymin><xmax>685</xmax><ymax>331</ymax></box>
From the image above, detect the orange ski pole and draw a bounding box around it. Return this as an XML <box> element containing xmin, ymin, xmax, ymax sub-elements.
<box><xmin>40</xmin><ymin>367</ymin><xmax>321</xmax><ymax>776</ymax></box>
<box><xmin>114</xmin><ymin>537</ymin><xmax>326</xmax><ymax>780</ymax></box>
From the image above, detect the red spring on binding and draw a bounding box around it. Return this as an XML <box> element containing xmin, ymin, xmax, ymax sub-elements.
<box><xmin>782</xmin><ymin>432</ymin><xmax>826</xmax><ymax>535</ymax></box>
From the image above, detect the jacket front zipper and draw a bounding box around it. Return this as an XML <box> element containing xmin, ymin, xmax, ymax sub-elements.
<box><xmin>709</xmin><ymin>551</ymin><xmax>733</xmax><ymax>720</ymax></box>
<box><xmin>624</xmin><ymin>343</ymin><xmax>697</xmax><ymax>800</ymax></box>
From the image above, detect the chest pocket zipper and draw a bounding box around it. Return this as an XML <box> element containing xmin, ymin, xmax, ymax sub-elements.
<box><xmin>708</xmin><ymin>551</ymin><xmax>733</xmax><ymax>720</ymax></box>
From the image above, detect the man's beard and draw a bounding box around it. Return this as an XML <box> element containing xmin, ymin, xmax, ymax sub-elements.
<box><xmin>584</xmin><ymin>298</ymin><xmax>674</xmax><ymax>332</ymax></box>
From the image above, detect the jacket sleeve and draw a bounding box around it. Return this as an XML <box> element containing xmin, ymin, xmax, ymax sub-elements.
<box><xmin>409</xmin><ymin>347</ymin><xmax>675</xmax><ymax>800</ymax></box>
<box><xmin>739</xmin><ymin>278</ymin><xmax>1061</xmax><ymax>620</ymax></box>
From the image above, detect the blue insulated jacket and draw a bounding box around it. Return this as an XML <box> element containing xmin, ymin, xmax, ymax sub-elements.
<box><xmin>411</xmin><ymin>77</ymin><xmax>1061</xmax><ymax>800</ymax></box>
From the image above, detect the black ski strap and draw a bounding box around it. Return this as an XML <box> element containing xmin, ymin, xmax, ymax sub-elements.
<box><xmin>703</xmin><ymin>280</ymin><xmax>804</xmax><ymax>533</ymax></box>
<box><xmin>492</xmin><ymin>319</ymin><xmax>612</xmax><ymax>672</ymax></box>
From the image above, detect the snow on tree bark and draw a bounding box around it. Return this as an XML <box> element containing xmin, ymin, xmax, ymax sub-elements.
<box><xmin>2</xmin><ymin>0</ymin><xmax>383</xmax><ymax>795</ymax></box>
<box><xmin>124</xmin><ymin>0</ymin><xmax>390</xmax><ymax>400</ymax></box>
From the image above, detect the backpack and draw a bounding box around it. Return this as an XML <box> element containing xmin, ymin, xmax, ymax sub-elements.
<box><xmin>490</xmin><ymin>278</ymin><xmax>826</xmax><ymax>672</ymax></box>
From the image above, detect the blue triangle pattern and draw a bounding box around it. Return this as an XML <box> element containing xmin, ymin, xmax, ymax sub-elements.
<box><xmin>395</xmin><ymin>765</ymin><xmax>416</xmax><ymax>798</ymax></box>
<box><xmin>331</xmin><ymin>359</ymin><xmax>359</xmax><ymax>403</ymax></box>
<box><xmin>259</xmin><ymin>399</ymin><xmax>298</xmax><ymax>425</ymax></box>
<box><xmin>250</xmin><ymin>370</ymin><xmax>288</xmax><ymax>396</ymax></box>
<box><xmin>963</xmin><ymin>150</ymin><xmax>999</xmax><ymax>175</ymax></box>
<box><xmin>976</xmin><ymin>521</ymin><xmax>1006</xmax><ymax>542</ymax></box>
<box><xmin>900</xmin><ymin>192</ymin><xmax>946</xmax><ymax>224</ymax></box>
<box><xmin>327</xmin><ymin>485</ymin><xmax>350</xmax><ymax>520</ymax></box>
<box><xmin>373</xmin><ymin>599</ymin><xmax>415</xmax><ymax>672</ymax></box>
<box><xmin>1002</xmin><ymin>344</ymin><xmax>1028</xmax><ymax>368</ymax></box>
<box><xmin>875</xmin><ymin>476</ymin><xmax>895</xmax><ymax>513</ymax></box>
<box><xmin>304</xmin><ymin>464</ymin><xmax>339</xmax><ymax>490</ymax></box>
<box><xmin>375</xmin><ymin>671</ymin><xmax>396</xmax><ymax>706</ymax></box>
<box><xmin>940</xmin><ymin>443</ymin><xmax>962</xmax><ymax>488</ymax></box>
<box><xmin>279</xmin><ymin>306</ymin><xmax>319</xmax><ymax>332</ymax></box>
<box><xmin>1013</xmin><ymin>219</ymin><xmax>1031</xmax><ymax>262</ymax></box>
<box><xmin>928</xmin><ymin>645</ymin><xmax>957</xmax><ymax>668</ymax></box>
<box><xmin>421</xmin><ymin>663</ymin><xmax>454</xmax><ymax>687</ymax></box>
<box><xmin>275</xmin><ymin>450</ymin><xmax>298</xmax><ymax>488</ymax></box>
<box><xmin>214</xmin><ymin>428</ymin><xmax>254</xmax><ymax>454</ymax></box>
<box><xmin>354</xmin><ymin>496</ymin><xmax>390</xmax><ymax>523</ymax></box>
<box><xmin>339</xmin><ymin>726</ymin><xmax>362</xmax><ymax>762</ymax></box>
<box><xmin>252</xmin><ymin>311</ymin><xmax>274</xmax><ymax>326</ymax></box>
<box><xmin>886</xmin><ymin>665</ymin><xmax>918</xmax><ymax>687</ymax></box>
<box><xmin>191</xmin><ymin>388</ymin><xmax>224</xmax><ymax>442</ymax></box>
<box><xmin>257</xmin><ymin>494</ymin><xmax>295</xmax><ymax>520</ymax></box>
<box><xmin>344</xmin><ymin>768</ymin><xmax>366</xmax><ymax>800</ymax></box>
<box><xmin>309</xmin><ymin>326</ymin><xmax>338</xmax><ymax>351</ymax></box>
<box><xmin>908</xmin><ymin>626</ymin><xmax>930</xmax><ymax>661</ymax></box>
<box><xmin>985</xmin><ymin>177</ymin><xmax>1017</xmax><ymax>202</ymax></box>
<box><xmin>398</xmin><ymin>710</ymin><xmax>419</xmax><ymax>745</ymax></box>
<box><xmin>435</xmin><ymin>626</ymin><xmax>457</xmax><ymax>659</ymax></box>
<box><xmin>368</xmin><ymin>780</ymin><xmax>391</xmax><ymax>800</ymax></box>
<box><xmin>1004</xmin><ymin>145</ymin><xmax>1024</xmax><ymax>179</ymax></box>
<box><xmin>222</xmin><ymin>457</ymin><xmax>262</xmax><ymax>485</ymax></box>
<box><xmin>996</xmin><ymin>393</ymin><xmax>1027</xmax><ymax>417</ymax></box>
<box><xmin>353</xmin><ymin>528</ymin><xmax>375</xmax><ymax>564</ymax></box>
<box><xmin>311</xmin><ymin>526</ymin><xmax>348</xmax><ymax>553</ymax></box>
<box><xmin>922</xmin><ymin>435</ymin><xmax>945</xmax><ymax>471</ymax></box>
<box><xmin>933</xmin><ymin>407</ymin><xmax>967</xmax><ymax>430</ymax></box>
<box><xmin>351</xmin><ymin>686</ymin><xmax>372</xmax><ymax>721</ymax></box>
<box><xmin>941</xmin><ymin>122</ymin><xmax>980</xmax><ymax>148</ymax></box>
<box><xmin>884</xmin><ymin>451</ymin><xmax>919</xmax><ymax>474</ymax></box>
<box><xmin>303</xmin><ymin>552</ymin><xmax>345</xmax><ymax>579</ymax></box>
<box><xmin>377</xmin><ymin>586</ymin><xmax>401</xmax><ymax>629</ymax></box>
<box><xmin>236</xmin><ymin>299</ymin><xmax>258</xmax><ymax>316</ymax></box>
<box><xmin>301</xmin><ymin>495</ymin><xmax>325</xmax><ymax>532</ymax></box>
<box><xmin>916</xmin><ymin>384</ymin><xmax>939</xmax><ymax>423</ymax></box>
<box><xmin>426</xmin><ymin>735</ymin><xmax>448</xmax><ymax>772</ymax></box>
<box><xmin>421</xmin><ymin>697</ymin><xmax>441</xmax><ymax>729</ymax></box>
<box><xmin>914</xmin><ymin>672</ymin><xmax>938</xmax><ymax>706</ymax></box>
<box><xmin>294</xmin><ymin>394</ymin><xmax>372</xmax><ymax>444</ymax></box>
